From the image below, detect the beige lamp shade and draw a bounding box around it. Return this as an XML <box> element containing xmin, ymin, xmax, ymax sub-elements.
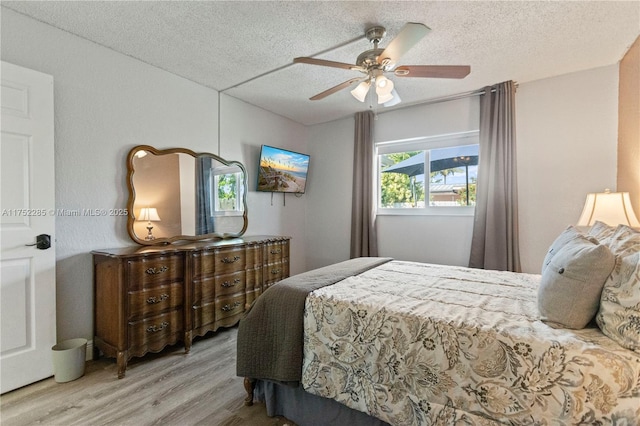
<box><xmin>576</xmin><ymin>190</ymin><xmax>640</xmax><ymax>227</ymax></box>
<box><xmin>138</xmin><ymin>207</ymin><xmax>161</xmax><ymax>222</ymax></box>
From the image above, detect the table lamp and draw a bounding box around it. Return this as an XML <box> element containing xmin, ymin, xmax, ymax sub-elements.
<box><xmin>138</xmin><ymin>207</ymin><xmax>161</xmax><ymax>240</ymax></box>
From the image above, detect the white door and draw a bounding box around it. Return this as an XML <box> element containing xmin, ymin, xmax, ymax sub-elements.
<box><xmin>1</xmin><ymin>61</ymin><xmax>56</xmax><ymax>393</ymax></box>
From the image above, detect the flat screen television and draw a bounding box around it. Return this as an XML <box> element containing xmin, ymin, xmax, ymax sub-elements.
<box><xmin>257</xmin><ymin>145</ymin><xmax>310</xmax><ymax>193</ymax></box>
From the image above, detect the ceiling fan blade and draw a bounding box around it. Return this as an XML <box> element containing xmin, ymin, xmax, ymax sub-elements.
<box><xmin>294</xmin><ymin>57</ymin><xmax>362</xmax><ymax>71</ymax></box>
<box><xmin>394</xmin><ymin>65</ymin><xmax>471</xmax><ymax>79</ymax></box>
<box><xmin>377</xmin><ymin>23</ymin><xmax>430</xmax><ymax>67</ymax></box>
<box><xmin>309</xmin><ymin>78</ymin><xmax>362</xmax><ymax>100</ymax></box>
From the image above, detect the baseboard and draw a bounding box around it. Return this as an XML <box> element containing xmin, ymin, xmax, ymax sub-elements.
<box><xmin>86</xmin><ymin>339</ymin><xmax>94</xmax><ymax>361</ymax></box>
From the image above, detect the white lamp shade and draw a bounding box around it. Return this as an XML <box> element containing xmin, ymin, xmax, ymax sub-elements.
<box><xmin>350</xmin><ymin>80</ymin><xmax>370</xmax><ymax>102</ymax></box>
<box><xmin>577</xmin><ymin>191</ymin><xmax>640</xmax><ymax>227</ymax></box>
<box><xmin>139</xmin><ymin>207</ymin><xmax>161</xmax><ymax>222</ymax></box>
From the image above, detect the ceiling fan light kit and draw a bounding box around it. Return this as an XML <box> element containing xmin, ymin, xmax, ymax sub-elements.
<box><xmin>294</xmin><ymin>22</ymin><xmax>471</xmax><ymax>108</ymax></box>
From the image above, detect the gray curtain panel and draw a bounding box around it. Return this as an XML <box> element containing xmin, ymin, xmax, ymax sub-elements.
<box><xmin>196</xmin><ymin>156</ymin><xmax>215</xmax><ymax>235</ymax></box>
<box><xmin>350</xmin><ymin>110</ymin><xmax>378</xmax><ymax>258</ymax></box>
<box><xmin>469</xmin><ymin>81</ymin><xmax>521</xmax><ymax>272</ymax></box>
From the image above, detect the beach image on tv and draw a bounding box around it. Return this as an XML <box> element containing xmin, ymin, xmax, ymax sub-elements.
<box><xmin>258</xmin><ymin>146</ymin><xmax>309</xmax><ymax>193</ymax></box>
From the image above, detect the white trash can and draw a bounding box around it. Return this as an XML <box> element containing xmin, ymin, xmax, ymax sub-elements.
<box><xmin>51</xmin><ymin>338</ymin><xmax>87</xmax><ymax>383</ymax></box>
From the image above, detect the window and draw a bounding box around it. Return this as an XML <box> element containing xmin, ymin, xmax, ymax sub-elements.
<box><xmin>377</xmin><ymin>131</ymin><xmax>479</xmax><ymax>213</ymax></box>
<box><xmin>211</xmin><ymin>166</ymin><xmax>244</xmax><ymax>215</ymax></box>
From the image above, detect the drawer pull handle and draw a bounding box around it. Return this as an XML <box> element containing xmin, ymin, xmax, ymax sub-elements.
<box><xmin>222</xmin><ymin>278</ymin><xmax>241</xmax><ymax>288</ymax></box>
<box><xmin>221</xmin><ymin>256</ymin><xmax>241</xmax><ymax>264</ymax></box>
<box><xmin>270</xmin><ymin>248</ymin><xmax>281</xmax><ymax>254</ymax></box>
<box><xmin>147</xmin><ymin>321</ymin><xmax>169</xmax><ymax>333</ymax></box>
<box><xmin>145</xmin><ymin>266</ymin><xmax>168</xmax><ymax>275</ymax></box>
<box><xmin>221</xmin><ymin>301</ymin><xmax>242</xmax><ymax>312</ymax></box>
<box><xmin>271</xmin><ymin>269</ymin><xmax>281</xmax><ymax>275</ymax></box>
<box><xmin>147</xmin><ymin>293</ymin><xmax>169</xmax><ymax>304</ymax></box>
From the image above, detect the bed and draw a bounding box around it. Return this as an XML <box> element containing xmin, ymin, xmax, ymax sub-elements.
<box><xmin>236</xmin><ymin>223</ymin><xmax>640</xmax><ymax>425</ymax></box>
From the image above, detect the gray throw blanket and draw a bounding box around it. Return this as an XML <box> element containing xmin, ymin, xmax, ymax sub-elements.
<box><xmin>236</xmin><ymin>257</ymin><xmax>392</xmax><ymax>383</ymax></box>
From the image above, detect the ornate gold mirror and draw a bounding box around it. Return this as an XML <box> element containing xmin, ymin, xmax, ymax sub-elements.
<box><xmin>127</xmin><ymin>145</ymin><xmax>248</xmax><ymax>245</ymax></box>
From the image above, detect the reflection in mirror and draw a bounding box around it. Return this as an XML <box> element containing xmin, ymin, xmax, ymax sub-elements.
<box><xmin>127</xmin><ymin>145</ymin><xmax>248</xmax><ymax>245</ymax></box>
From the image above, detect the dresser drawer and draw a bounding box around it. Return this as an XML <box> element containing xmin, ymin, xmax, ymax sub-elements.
<box><xmin>215</xmin><ymin>271</ymin><xmax>246</xmax><ymax>297</ymax></box>
<box><xmin>126</xmin><ymin>255</ymin><xmax>184</xmax><ymax>291</ymax></box>
<box><xmin>214</xmin><ymin>247</ymin><xmax>246</xmax><ymax>275</ymax></box>
<box><xmin>264</xmin><ymin>259</ymin><xmax>289</xmax><ymax>287</ymax></box>
<box><xmin>193</xmin><ymin>271</ymin><xmax>246</xmax><ymax>304</ymax></box>
<box><xmin>192</xmin><ymin>247</ymin><xmax>246</xmax><ymax>279</ymax></box>
<box><xmin>128</xmin><ymin>283</ymin><xmax>183</xmax><ymax>320</ymax></box>
<box><xmin>128</xmin><ymin>309</ymin><xmax>183</xmax><ymax>353</ymax></box>
<box><xmin>216</xmin><ymin>294</ymin><xmax>246</xmax><ymax>321</ymax></box>
<box><xmin>265</xmin><ymin>241</ymin><xmax>286</xmax><ymax>264</ymax></box>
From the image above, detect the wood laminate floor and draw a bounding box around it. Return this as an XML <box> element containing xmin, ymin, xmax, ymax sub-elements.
<box><xmin>0</xmin><ymin>327</ymin><xmax>295</xmax><ymax>426</ymax></box>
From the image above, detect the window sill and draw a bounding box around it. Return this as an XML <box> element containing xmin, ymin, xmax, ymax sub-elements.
<box><xmin>377</xmin><ymin>206</ymin><xmax>475</xmax><ymax>217</ymax></box>
<box><xmin>213</xmin><ymin>211</ymin><xmax>244</xmax><ymax>217</ymax></box>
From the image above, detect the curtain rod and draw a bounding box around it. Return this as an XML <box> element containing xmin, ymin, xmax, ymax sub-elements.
<box><xmin>384</xmin><ymin>81</ymin><xmax>519</xmax><ymax>112</ymax></box>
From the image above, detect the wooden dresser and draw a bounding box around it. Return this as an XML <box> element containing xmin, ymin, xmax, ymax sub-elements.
<box><xmin>92</xmin><ymin>235</ymin><xmax>290</xmax><ymax>378</ymax></box>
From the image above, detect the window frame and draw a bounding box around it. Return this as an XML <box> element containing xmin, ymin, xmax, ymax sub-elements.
<box><xmin>375</xmin><ymin>130</ymin><xmax>479</xmax><ymax>216</ymax></box>
<box><xmin>210</xmin><ymin>165</ymin><xmax>245</xmax><ymax>217</ymax></box>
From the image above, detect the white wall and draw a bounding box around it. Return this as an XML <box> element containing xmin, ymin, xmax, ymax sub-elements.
<box><xmin>375</xmin><ymin>97</ymin><xmax>480</xmax><ymax>142</ymax></box>
<box><xmin>1</xmin><ymin>8</ymin><xmax>308</xmax><ymax>343</ymax></box>
<box><xmin>219</xmin><ymin>94</ymin><xmax>309</xmax><ymax>275</ymax></box>
<box><xmin>307</xmin><ymin>68</ymin><xmax>620</xmax><ymax>274</ymax></box>
<box><xmin>517</xmin><ymin>65</ymin><xmax>619</xmax><ymax>273</ymax></box>
<box><xmin>306</xmin><ymin>117</ymin><xmax>355</xmax><ymax>269</ymax></box>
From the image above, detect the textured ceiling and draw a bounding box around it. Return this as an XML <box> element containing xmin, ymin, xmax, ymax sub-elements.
<box><xmin>3</xmin><ymin>1</ymin><xmax>639</xmax><ymax>125</ymax></box>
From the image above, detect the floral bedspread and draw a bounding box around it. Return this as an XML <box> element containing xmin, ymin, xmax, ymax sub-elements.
<box><xmin>301</xmin><ymin>261</ymin><xmax>640</xmax><ymax>425</ymax></box>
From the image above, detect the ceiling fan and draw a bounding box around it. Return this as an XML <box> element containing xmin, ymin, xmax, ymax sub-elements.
<box><xmin>294</xmin><ymin>23</ymin><xmax>470</xmax><ymax>107</ymax></box>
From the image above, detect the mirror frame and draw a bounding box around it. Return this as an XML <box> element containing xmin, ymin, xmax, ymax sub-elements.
<box><xmin>126</xmin><ymin>145</ymin><xmax>248</xmax><ymax>245</ymax></box>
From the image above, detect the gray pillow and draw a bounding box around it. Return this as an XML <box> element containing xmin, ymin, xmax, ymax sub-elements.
<box><xmin>541</xmin><ymin>226</ymin><xmax>580</xmax><ymax>274</ymax></box>
<box><xmin>538</xmin><ymin>235</ymin><xmax>615</xmax><ymax>329</ymax></box>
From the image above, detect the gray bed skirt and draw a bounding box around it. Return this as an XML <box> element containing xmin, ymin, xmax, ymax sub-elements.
<box><xmin>255</xmin><ymin>380</ymin><xmax>390</xmax><ymax>426</ymax></box>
